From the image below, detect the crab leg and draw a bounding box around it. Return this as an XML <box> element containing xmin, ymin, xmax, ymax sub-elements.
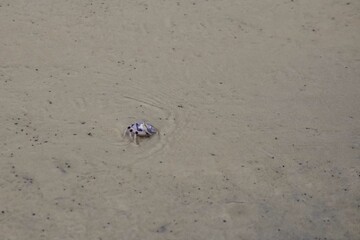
<box><xmin>134</xmin><ymin>133</ymin><xmax>138</xmax><ymax>144</ymax></box>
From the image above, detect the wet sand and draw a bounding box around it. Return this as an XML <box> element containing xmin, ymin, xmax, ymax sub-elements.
<box><xmin>1</xmin><ymin>1</ymin><xmax>359</xmax><ymax>239</ymax></box>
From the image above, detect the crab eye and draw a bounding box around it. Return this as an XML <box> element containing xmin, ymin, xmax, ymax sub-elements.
<box><xmin>129</xmin><ymin>129</ymin><xmax>133</xmax><ymax>132</ymax></box>
<box><xmin>135</xmin><ymin>131</ymin><xmax>138</xmax><ymax>135</ymax></box>
<box><xmin>127</xmin><ymin>126</ymin><xmax>130</xmax><ymax>129</ymax></box>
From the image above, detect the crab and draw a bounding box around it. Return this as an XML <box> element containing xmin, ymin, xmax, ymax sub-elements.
<box><xmin>124</xmin><ymin>120</ymin><xmax>157</xmax><ymax>144</ymax></box>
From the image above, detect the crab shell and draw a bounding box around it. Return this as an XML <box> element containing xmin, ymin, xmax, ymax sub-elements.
<box><xmin>126</xmin><ymin>121</ymin><xmax>157</xmax><ymax>137</ymax></box>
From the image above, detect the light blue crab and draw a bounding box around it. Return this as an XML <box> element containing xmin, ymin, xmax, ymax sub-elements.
<box><xmin>124</xmin><ymin>120</ymin><xmax>157</xmax><ymax>144</ymax></box>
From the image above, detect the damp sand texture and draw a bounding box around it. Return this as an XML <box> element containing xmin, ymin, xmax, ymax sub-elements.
<box><xmin>0</xmin><ymin>1</ymin><xmax>359</xmax><ymax>240</ymax></box>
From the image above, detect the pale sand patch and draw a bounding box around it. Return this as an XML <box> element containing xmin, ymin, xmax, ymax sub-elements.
<box><xmin>1</xmin><ymin>0</ymin><xmax>359</xmax><ymax>239</ymax></box>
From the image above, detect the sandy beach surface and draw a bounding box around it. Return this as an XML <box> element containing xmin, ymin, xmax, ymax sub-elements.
<box><xmin>1</xmin><ymin>1</ymin><xmax>359</xmax><ymax>239</ymax></box>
